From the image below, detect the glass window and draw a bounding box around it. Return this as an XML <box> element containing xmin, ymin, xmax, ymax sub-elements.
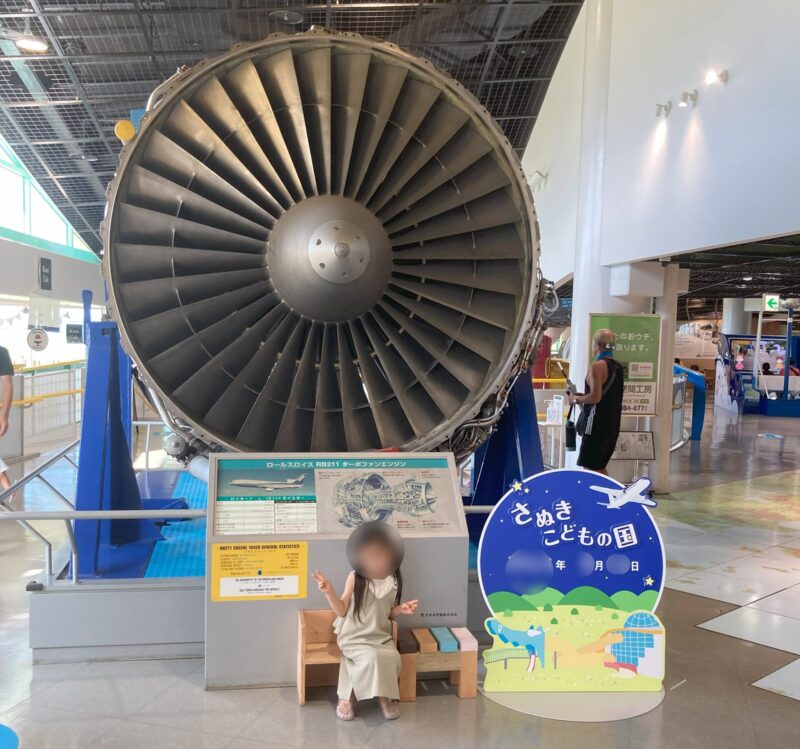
<box><xmin>29</xmin><ymin>186</ymin><xmax>67</xmax><ymax>245</ymax></box>
<box><xmin>72</xmin><ymin>232</ymin><xmax>91</xmax><ymax>252</ymax></box>
<box><xmin>0</xmin><ymin>166</ymin><xmax>25</xmax><ymax>232</ymax></box>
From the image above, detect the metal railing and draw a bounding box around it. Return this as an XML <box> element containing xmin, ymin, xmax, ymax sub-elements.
<box><xmin>0</xmin><ymin>438</ymin><xmax>80</xmax><ymax>578</ymax></box>
<box><xmin>0</xmin><ymin>507</ymin><xmax>206</xmax><ymax>584</ymax></box>
<box><xmin>132</xmin><ymin>419</ymin><xmax>170</xmax><ymax>470</ymax></box>
<box><xmin>12</xmin><ymin>360</ymin><xmax>86</xmax><ymax>443</ymax></box>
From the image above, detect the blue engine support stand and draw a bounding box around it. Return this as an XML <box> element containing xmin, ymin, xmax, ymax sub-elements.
<box><xmin>73</xmin><ymin>314</ymin><xmax>187</xmax><ymax>579</ymax></box>
<box><xmin>466</xmin><ymin>374</ymin><xmax>544</xmax><ymax>539</ymax></box>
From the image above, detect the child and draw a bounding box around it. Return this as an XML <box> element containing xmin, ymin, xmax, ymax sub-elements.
<box><xmin>313</xmin><ymin>521</ymin><xmax>419</xmax><ymax>721</ymax></box>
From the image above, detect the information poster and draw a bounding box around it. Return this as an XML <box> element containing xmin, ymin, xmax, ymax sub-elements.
<box><xmin>589</xmin><ymin>313</ymin><xmax>661</xmax><ymax>416</ymax></box>
<box><xmin>210</xmin><ymin>541</ymin><xmax>308</xmax><ymax>602</ymax></box>
<box><xmin>478</xmin><ymin>470</ymin><xmax>665</xmax><ymax>693</ymax></box>
<box><xmin>214</xmin><ymin>456</ymin><xmax>460</xmax><ymax>535</ymax></box>
<box><xmin>215</xmin><ymin>459</ymin><xmax>319</xmax><ymax>535</ymax></box>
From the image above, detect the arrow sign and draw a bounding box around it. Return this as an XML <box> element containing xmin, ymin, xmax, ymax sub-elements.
<box><xmin>764</xmin><ymin>294</ymin><xmax>780</xmax><ymax>311</ymax></box>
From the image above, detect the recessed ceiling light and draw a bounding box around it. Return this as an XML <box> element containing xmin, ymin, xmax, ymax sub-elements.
<box><xmin>69</xmin><ymin>152</ymin><xmax>98</xmax><ymax>163</ymax></box>
<box><xmin>268</xmin><ymin>9</ymin><xmax>304</xmax><ymax>26</ymax></box>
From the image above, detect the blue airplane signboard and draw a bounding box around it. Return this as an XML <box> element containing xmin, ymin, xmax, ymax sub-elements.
<box><xmin>478</xmin><ymin>469</ymin><xmax>666</xmax><ymax>692</ymax></box>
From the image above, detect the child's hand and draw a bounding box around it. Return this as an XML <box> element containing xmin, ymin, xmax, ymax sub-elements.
<box><xmin>395</xmin><ymin>599</ymin><xmax>419</xmax><ymax>616</ymax></box>
<box><xmin>313</xmin><ymin>569</ymin><xmax>332</xmax><ymax>594</ymax></box>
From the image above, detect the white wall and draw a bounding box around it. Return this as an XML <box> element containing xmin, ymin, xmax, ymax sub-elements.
<box><xmin>520</xmin><ymin>4</ymin><xmax>586</xmax><ymax>286</ymax></box>
<box><xmin>602</xmin><ymin>0</ymin><xmax>800</xmax><ymax>264</ymax></box>
<box><xmin>525</xmin><ymin>0</ymin><xmax>800</xmax><ymax>273</ymax></box>
<box><xmin>0</xmin><ymin>236</ymin><xmax>104</xmax><ymax>304</ymax></box>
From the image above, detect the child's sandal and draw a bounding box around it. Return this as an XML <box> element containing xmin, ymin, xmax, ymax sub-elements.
<box><xmin>378</xmin><ymin>697</ymin><xmax>399</xmax><ymax>720</ymax></box>
<box><xmin>336</xmin><ymin>698</ymin><xmax>355</xmax><ymax>721</ymax></box>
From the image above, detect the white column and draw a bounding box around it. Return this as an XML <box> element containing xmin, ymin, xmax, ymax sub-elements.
<box><xmin>567</xmin><ymin>0</ymin><xmax>648</xmax><ymax>468</ymax></box>
<box><xmin>569</xmin><ymin>0</ymin><xmax>643</xmax><ymax>383</ymax></box>
<box><xmin>722</xmin><ymin>297</ymin><xmax>750</xmax><ymax>334</ymax></box>
<box><xmin>570</xmin><ymin>0</ymin><xmax>613</xmax><ymax>387</ymax></box>
<box><xmin>651</xmin><ymin>264</ymin><xmax>679</xmax><ymax>493</ymax></box>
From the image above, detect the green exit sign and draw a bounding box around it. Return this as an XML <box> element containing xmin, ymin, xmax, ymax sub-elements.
<box><xmin>763</xmin><ymin>294</ymin><xmax>781</xmax><ymax>311</ymax></box>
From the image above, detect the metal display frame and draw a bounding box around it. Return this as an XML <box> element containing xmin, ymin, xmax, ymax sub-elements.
<box><xmin>204</xmin><ymin>451</ymin><xmax>469</xmax><ymax>689</ymax></box>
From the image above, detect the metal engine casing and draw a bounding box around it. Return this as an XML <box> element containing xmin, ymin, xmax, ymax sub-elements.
<box><xmin>103</xmin><ymin>29</ymin><xmax>541</xmax><ymax>459</ymax></box>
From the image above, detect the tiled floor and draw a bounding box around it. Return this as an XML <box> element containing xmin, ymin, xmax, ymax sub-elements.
<box><xmin>753</xmin><ymin>657</ymin><xmax>800</xmax><ymax>701</ymax></box>
<box><xmin>0</xmin><ymin>589</ymin><xmax>797</xmax><ymax>749</ymax></box>
<box><xmin>2</xmin><ymin>405</ymin><xmax>800</xmax><ymax>746</ymax></box>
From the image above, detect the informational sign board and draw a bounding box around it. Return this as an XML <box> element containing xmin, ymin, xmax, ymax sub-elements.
<box><xmin>763</xmin><ymin>294</ymin><xmax>781</xmax><ymax>312</ymax></box>
<box><xmin>65</xmin><ymin>323</ymin><xmax>83</xmax><ymax>344</ymax></box>
<box><xmin>610</xmin><ymin>432</ymin><xmax>655</xmax><ymax>461</ymax></box>
<box><xmin>205</xmin><ymin>452</ymin><xmax>468</xmax><ymax>689</ymax></box>
<box><xmin>27</xmin><ymin>328</ymin><xmax>49</xmax><ymax>352</ymax></box>
<box><xmin>478</xmin><ymin>470</ymin><xmax>665</xmax><ymax>693</ymax></box>
<box><xmin>674</xmin><ymin>319</ymin><xmax>719</xmax><ymax>360</ymax></box>
<box><xmin>589</xmin><ymin>313</ymin><xmax>661</xmax><ymax>415</ymax></box>
<box><xmin>210</xmin><ymin>541</ymin><xmax>308</xmax><ymax>602</ymax></box>
<box><xmin>38</xmin><ymin>257</ymin><xmax>52</xmax><ymax>291</ymax></box>
<box><xmin>213</xmin><ymin>455</ymin><xmax>459</xmax><ymax>536</ymax></box>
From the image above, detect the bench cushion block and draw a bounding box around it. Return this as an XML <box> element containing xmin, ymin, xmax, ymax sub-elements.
<box><xmin>430</xmin><ymin>627</ymin><xmax>458</xmax><ymax>652</ymax></box>
<box><xmin>411</xmin><ymin>628</ymin><xmax>438</xmax><ymax>654</ymax></box>
<box><xmin>450</xmin><ymin>627</ymin><xmax>478</xmax><ymax>652</ymax></box>
<box><xmin>397</xmin><ymin>628</ymin><xmax>419</xmax><ymax>655</ymax></box>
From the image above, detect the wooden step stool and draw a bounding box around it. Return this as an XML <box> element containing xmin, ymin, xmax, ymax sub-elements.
<box><xmin>397</xmin><ymin>626</ymin><xmax>478</xmax><ymax>701</ymax></box>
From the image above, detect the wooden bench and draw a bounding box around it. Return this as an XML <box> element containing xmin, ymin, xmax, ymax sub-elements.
<box><xmin>297</xmin><ymin>611</ymin><xmax>476</xmax><ymax>704</ymax></box>
<box><xmin>297</xmin><ymin>610</ymin><xmax>397</xmax><ymax>705</ymax></box>
<box><xmin>397</xmin><ymin>626</ymin><xmax>478</xmax><ymax>701</ymax></box>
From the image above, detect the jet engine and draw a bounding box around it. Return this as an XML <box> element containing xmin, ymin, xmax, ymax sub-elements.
<box><xmin>103</xmin><ymin>29</ymin><xmax>548</xmax><ymax>461</ymax></box>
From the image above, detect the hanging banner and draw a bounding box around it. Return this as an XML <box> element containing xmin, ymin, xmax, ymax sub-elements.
<box><xmin>589</xmin><ymin>313</ymin><xmax>662</xmax><ymax>416</ymax></box>
<box><xmin>478</xmin><ymin>470</ymin><xmax>665</xmax><ymax>692</ymax></box>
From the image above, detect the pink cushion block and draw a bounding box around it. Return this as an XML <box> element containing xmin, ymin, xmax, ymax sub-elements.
<box><xmin>450</xmin><ymin>627</ymin><xmax>478</xmax><ymax>652</ymax></box>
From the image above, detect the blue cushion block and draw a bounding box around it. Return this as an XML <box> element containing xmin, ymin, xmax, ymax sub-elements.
<box><xmin>431</xmin><ymin>626</ymin><xmax>459</xmax><ymax>652</ymax></box>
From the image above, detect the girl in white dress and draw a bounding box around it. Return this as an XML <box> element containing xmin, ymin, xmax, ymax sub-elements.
<box><xmin>313</xmin><ymin>522</ymin><xmax>418</xmax><ymax>721</ymax></box>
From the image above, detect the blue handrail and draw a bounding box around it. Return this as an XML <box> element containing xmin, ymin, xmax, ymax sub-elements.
<box><xmin>674</xmin><ymin>364</ymin><xmax>705</xmax><ymax>440</ymax></box>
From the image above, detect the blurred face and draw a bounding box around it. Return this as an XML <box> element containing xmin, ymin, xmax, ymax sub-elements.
<box><xmin>356</xmin><ymin>540</ymin><xmax>394</xmax><ymax>579</ymax></box>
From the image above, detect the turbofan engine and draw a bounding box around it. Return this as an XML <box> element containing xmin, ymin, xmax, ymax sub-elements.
<box><xmin>103</xmin><ymin>29</ymin><xmax>545</xmax><ymax>461</ymax></box>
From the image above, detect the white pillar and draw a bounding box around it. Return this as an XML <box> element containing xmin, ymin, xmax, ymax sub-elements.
<box><xmin>722</xmin><ymin>297</ymin><xmax>750</xmax><ymax>334</ymax></box>
<box><xmin>651</xmin><ymin>264</ymin><xmax>679</xmax><ymax>493</ymax></box>
<box><xmin>569</xmin><ymin>0</ymin><xmax>643</xmax><ymax>382</ymax></box>
<box><xmin>567</xmin><ymin>0</ymin><xmax>648</xmax><ymax>469</ymax></box>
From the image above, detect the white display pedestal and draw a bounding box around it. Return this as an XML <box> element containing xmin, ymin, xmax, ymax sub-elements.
<box><xmin>483</xmin><ymin>688</ymin><xmax>665</xmax><ymax>721</ymax></box>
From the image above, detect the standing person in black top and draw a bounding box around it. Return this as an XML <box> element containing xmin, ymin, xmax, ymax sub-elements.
<box><xmin>568</xmin><ymin>328</ymin><xmax>625</xmax><ymax>475</ymax></box>
<box><xmin>0</xmin><ymin>344</ymin><xmax>14</xmax><ymax>495</ymax></box>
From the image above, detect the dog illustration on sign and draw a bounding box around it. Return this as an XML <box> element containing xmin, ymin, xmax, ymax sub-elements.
<box><xmin>485</xmin><ymin>619</ymin><xmax>546</xmax><ymax>672</ymax></box>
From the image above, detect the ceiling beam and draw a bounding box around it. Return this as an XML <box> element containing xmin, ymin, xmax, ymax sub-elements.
<box><xmin>0</xmin><ymin>35</ymin><xmax>570</xmax><ymax>65</ymax></box>
<box><xmin>0</xmin><ymin>2</ymin><xmax>583</xmax><ymax>18</ymax></box>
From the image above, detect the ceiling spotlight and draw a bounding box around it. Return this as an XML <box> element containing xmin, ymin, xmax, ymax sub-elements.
<box><xmin>268</xmin><ymin>9</ymin><xmax>304</xmax><ymax>26</ymax></box>
<box><xmin>743</xmin><ymin>276</ymin><xmax>753</xmax><ymax>281</ymax></box>
<box><xmin>678</xmin><ymin>90</ymin><xmax>698</xmax><ymax>108</ymax></box>
<box><xmin>655</xmin><ymin>101</ymin><xmax>672</xmax><ymax>118</ymax></box>
<box><xmin>704</xmin><ymin>69</ymin><xmax>729</xmax><ymax>85</ymax></box>
<box><xmin>69</xmin><ymin>152</ymin><xmax>98</xmax><ymax>163</ymax></box>
<box><xmin>14</xmin><ymin>18</ymin><xmax>49</xmax><ymax>54</ymax></box>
